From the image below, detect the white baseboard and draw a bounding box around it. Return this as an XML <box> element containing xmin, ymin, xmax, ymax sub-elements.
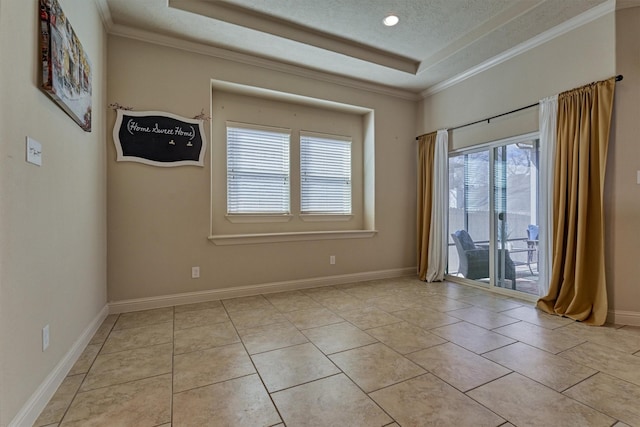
<box><xmin>9</xmin><ymin>305</ymin><xmax>109</xmax><ymax>427</ymax></box>
<box><xmin>109</xmin><ymin>267</ymin><xmax>416</xmax><ymax>313</ymax></box>
<box><xmin>607</xmin><ymin>309</ymin><xmax>640</xmax><ymax>327</ymax></box>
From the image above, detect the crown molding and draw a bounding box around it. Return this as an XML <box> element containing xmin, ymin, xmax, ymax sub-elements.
<box><xmin>94</xmin><ymin>0</ymin><xmax>113</xmax><ymax>29</ymax></box>
<box><xmin>416</xmin><ymin>0</ymin><xmax>544</xmax><ymax>74</ymax></box>
<box><xmin>616</xmin><ymin>0</ymin><xmax>640</xmax><ymax>10</ymax></box>
<box><xmin>420</xmin><ymin>0</ymin><xmax>616</xmax><ymax>99</ymax></box>
<box><xmin>98</xmin><ymin>15</ymin><xmax>419</xmax><ymax>101</ymax></box>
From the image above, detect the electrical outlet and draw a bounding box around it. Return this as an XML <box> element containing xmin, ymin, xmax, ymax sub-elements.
<box><xmin>191</xmin><ymin>266</ymin><xmax>200</xmax><ymax>279</ymax></box>
<box><xmin>330</xmin><ymin>255</ymin><xmax>336</xmax><ymax>265</ymax></box>
<box><xmin>42</xmin><ymin>325</ymin><xmax>50</xmax><ymax>351</ymax></box>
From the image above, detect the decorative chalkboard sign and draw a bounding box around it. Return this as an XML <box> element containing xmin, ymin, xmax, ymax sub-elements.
<box><xmin>113</xmin><ymin>110</ymin><xmax>206</xmax><ymax>167</ymax></box>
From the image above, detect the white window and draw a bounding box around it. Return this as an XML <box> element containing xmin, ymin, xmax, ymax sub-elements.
<box><xmin>226</xmin><ymin>122</ymin><xmax>291</xmax><ymax>214</ymax></box>
<box><xmin>300</xmin><ymin>132</ymin><xmax>352</xmax><ymax>215</ymax></box>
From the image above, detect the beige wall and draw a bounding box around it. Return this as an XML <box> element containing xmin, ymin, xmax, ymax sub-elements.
<box><xmin>418</xmin><ymin>14</ymin><xmax>616</xmax><ymax>149</ymax></box>
<box><xmin>606</xmin><ymin>7</ymin><xmax>640</xmax><ymax>319</ymax></box>
<box><xmin>0</xmin><ymin>0</ymin><xmax>107</xmax><ymax>425</ymax></box>
<box><xmin>107</xmin><ymin>35</ymin><xmax>417</xmax><ymax>302</ymax></box>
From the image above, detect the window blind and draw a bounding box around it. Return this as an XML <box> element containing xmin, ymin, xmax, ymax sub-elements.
<box><xmin>227</xmin><ymin>123</ymin><xmax>291</xmax><ymax>214</ymax></box>
<box><xmin>300</xmin><ymin>132</ymin><xmax>351</xmax><ymax>214</ymax></box>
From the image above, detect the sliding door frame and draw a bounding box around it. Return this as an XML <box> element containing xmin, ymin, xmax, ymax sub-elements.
<box><xmin>446</xmin><ymin>131</ymin><xmax>539</xmax><ymax>301</ymax></box>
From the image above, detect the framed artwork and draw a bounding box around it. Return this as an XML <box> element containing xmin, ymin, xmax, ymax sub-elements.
<box><xmin>40</xmin><ymin>0</ymin><xmax>92</xmax><ymax>131</ymax></box>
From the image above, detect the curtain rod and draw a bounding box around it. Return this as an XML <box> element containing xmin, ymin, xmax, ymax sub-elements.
<box><xmin>415</xmin><ymin>74</ymin><xmax>623</xmax><ymax>140</ymax></box>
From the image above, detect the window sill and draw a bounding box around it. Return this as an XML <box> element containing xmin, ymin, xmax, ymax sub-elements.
<box><xmin>208</xmin><ymin>229</ymin><xmax>377</xmax><ymax>245</ymax></box>
<box><xmin>225</xmin><ymin>214</ymin><xmax>293</xmax><ymax>224</ymax></box>
<box><xmin>300</xmin><ymin>214</ymin><xmax>353</xmax><ymax>222</ymax></box>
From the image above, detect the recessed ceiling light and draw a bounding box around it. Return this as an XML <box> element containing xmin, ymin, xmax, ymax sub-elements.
<box><xmin>383</xmin><ymin>14</ymin><xmax>399</xmax><ymax>27</ymax></box>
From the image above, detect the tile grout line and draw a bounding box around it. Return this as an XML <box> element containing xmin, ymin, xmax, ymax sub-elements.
<box><xmin>558</xmin><ymin>369</ymin><xmax>600</xmax><ymax>394</ymax></box>
<box><xmin>171</xmin><ymin>372</ymin><xmax>258</xmax><ymax>396</ymax></box>
<box><xmin>458</xmin><ymin>372</ymin><xmax>519</xmax><ymax>425</ymax></box>
<box><xmin>46</xmin><ymin>313</ymin><xmax>119</xmax><ymax>427</ymax></box>
<box><xmin>259</xmin><ymin>289</ymin><xmax>400</xmax><ymax>426</ymax></box>
<box><xmin>557</xmin><ymin>371</ymin><xmax>633</xmax><ymax>425</ymax></box>
<box><xmin>267</xmin><ymin>372</ymin><xmax>344</xmax><ymax>395</ymax></box>
<box><xmin>223</xmin><ymin>296</ymin><xmax>288</xmax><ymax>426</ymax></box>
<box><xmin>304</xmin><ymin>288</ymin><xmax>425</xmax><ymax>424</ymax></box>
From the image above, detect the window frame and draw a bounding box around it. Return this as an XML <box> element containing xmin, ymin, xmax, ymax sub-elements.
<box><xmin>209</xmin><ymin>82</ymin><xmax>376</xmax><ymax>245</ymax></box>
<box><xmin>225</xmin><ymin>121</ymin><xmax>292</xmax><ymax>218</ymax></box>
<box><xmin>299</xmin><ymin>130</ymin><xmax>353</xmax><ymax>217</ymax></box>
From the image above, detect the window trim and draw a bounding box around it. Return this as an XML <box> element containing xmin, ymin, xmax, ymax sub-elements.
<box><xmin>299</xmin><ymin>214</ymin><xmax>353</xmax><ymax>222</ymax></box>
<box><xmin>208</xmin><ymin>229</ymin><xmax>377</xmax><ymax>245</ymax></box>
<box><xmin>225</xmin><ymin>214</ymin><xmax>293</xmax><ymax>224</ymax></box>
<box><xmin>210</xmin><ymin>80</ymin><xmax>376</xmax><ymax>240</ymax></box>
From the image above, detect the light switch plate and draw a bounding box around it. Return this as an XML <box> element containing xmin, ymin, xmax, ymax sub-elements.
<box><xmin>26</xmin><ymin>137</ymin><xmax>42</xmax><ymax>166</ymax></box>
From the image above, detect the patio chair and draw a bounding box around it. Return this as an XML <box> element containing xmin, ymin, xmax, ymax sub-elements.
<box><xmin>451</xmin><ymin>229</ymin><xmax>516</xmax><ymax>288</ymax></box>
<box><xmin>526</xmin><ymin>224</ymin><xmax>539</xmax><ymax>274</ymax></box>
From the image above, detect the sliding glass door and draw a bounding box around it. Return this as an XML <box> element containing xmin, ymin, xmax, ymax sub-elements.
<box><xmin>494</xmin><ymin>139</ymin><xmax>539</xmax><ymax>294</ymax></box>
<box><xmin>448</xmin><ymin>151</ymin><xmax>490</xmax><ymax>285</ymax></box>
<box><xmin>448</xmin><ymin>134</ymin><xmax>539</xmax><ymax>295</ymax></box>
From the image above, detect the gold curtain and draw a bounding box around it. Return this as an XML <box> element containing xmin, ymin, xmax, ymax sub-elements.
<box><xmin>417</xmin><ymin>133</ymin><xmax>437</xmax><ymax>281</ymax></box>
<box><xmin>537</xmin><ymin>77</ymin><xmax>616</xmax><ymax>325</ymax></box>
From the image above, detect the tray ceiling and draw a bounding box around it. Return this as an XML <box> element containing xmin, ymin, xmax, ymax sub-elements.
<box><xmin>101</xmin><ymin>0</ymin><xmax>614</xmax><ymax>96</ymax></box>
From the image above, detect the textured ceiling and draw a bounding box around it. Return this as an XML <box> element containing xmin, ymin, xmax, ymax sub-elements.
<box><xmin>102</xmin><ymin>0</ymin><xmax>613</xmax><ymax>96</ymax></box>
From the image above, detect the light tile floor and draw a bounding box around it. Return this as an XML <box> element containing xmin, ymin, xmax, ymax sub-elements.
<box><xmin>35</xmin><ymin>277</ymin><xmax>640</xmax><ymax>427</ymax></box>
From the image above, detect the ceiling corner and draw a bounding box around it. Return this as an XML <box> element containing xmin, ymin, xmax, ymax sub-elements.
<box><xmin>419</xmin><ymin>0</ymin><xmax>616</xmax><ymax>100</ymax></box>
<box><xmin>94</xmin><ymin>0</ymin><xmax>114</xmax><ymax>30</ymax></box>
